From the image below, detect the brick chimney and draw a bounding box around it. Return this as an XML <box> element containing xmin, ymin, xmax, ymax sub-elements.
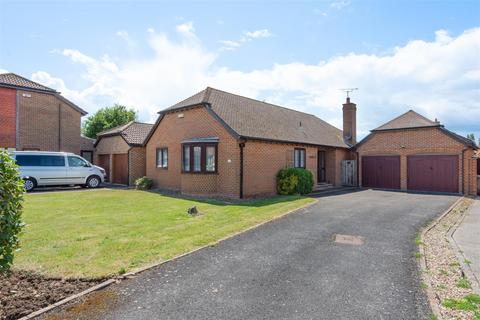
<box><xmin>342</xmin><ymin>97</ymin><xmax>357</xmax><ymax>145</ymax></box>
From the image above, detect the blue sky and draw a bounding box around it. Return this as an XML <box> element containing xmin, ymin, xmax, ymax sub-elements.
<box><xmin>1</xmin><ymin>0</ymin><xmax>479</xmax><ymax>140</ymax></box>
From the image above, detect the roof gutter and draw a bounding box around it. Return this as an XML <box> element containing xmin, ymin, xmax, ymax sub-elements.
<box><xmin>238</xmin><ymin>135</ymin><xmax>350</xmax><ymax>150</ymax></box>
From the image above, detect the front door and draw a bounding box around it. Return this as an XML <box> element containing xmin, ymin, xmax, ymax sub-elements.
<box><xmin>317</xmin><ymin>151</ymin><xmax>326</xmax><ymax>183</ymax></box>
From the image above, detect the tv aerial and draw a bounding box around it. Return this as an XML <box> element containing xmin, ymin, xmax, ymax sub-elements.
<box><xmin>339</xmin><ymin>88</ymin><xmax>358</xmax><ymax>98</ymax></box>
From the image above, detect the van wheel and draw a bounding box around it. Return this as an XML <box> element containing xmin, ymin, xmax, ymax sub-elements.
<box><xmin>86</xmin><ymin>175</ymin><xmax>101</xmax><ymax>188</ymax></box>
<box><xmin>23</xmin><ymin>178</ymin><xmax>36</xmax><ymax>192</ymax></box>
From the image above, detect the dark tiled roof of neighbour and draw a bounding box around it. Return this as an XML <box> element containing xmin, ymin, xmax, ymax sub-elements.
<box><xmin>0</xmin><ymin>72</ymin><xmax>88</xmax><ymax>115</ymax></box>
<box><xmin>0</xmin><ymin>72</ymin><xmax>57</xmax><ymax>92</ymax></box>
<box><xmin>373</xmin><ymin>110</ymin><xmax>440</xmax><ymax>131</ymax></box>
<box><xmin>161</xmin><ymin>87</ymin><xmax>348</xmax><ymax>148</ymax></box>
<box><xmin>97</xmin><ymin>121</ymin><xmax>154</xmax><ymax>146</ymax></box>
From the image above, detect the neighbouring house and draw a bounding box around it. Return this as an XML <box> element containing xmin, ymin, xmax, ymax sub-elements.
<box><xmin>0</xmin><ymin>72</ymin><xmax>94</xmax><ymax>156</ymax></box>
<box><xmin>355</xmin><ymin>110</ymin><xmax>478</xmax><ymax>195</ymax></box>
<box><xmin>144</xmin><ymin>87</ymin><xmax>354</xmax><ymax>198</ymax></box>
<box><xmin>94</xmin><ymin>121</ymin><xmax>153</xmax><ymax>185</ymax></box>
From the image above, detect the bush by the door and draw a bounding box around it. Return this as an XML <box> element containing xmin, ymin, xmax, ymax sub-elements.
<box><xmin>277</xmin><ymin>168</ymin><xmax>314</xmax><ymax>195</ymax></box>
<box><xmin>0</xmin><ymin>149</ymin><xmax>25</xmax><ymax>273</ymax></box>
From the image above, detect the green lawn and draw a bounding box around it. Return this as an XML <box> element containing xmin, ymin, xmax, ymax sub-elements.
<box><xmin>15</xmin><ymin>189</ymin><xmax>314</xmax><ymax>279</ymax></box>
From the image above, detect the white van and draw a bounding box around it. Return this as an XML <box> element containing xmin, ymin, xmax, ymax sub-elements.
<box><xmin>12</xmin><ymin>151</ymin><xmax>107</xmax><ymax>191</ymax></box>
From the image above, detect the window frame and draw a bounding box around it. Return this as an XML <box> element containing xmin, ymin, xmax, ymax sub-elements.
<box><xmin>67</xmin><ymin>155</ymin><xmax>90</xmax><ymax>168</ymax></box>
<box><xmin>294</xmin><ymin>148</ymin><xmax>306</xmax><ymax>169</ymax></box>
<box><xmin>182</xmin><ymin>143</ymin><xmax>218</xmax><ymax>174</ymax></box>
<box><xmin>156</xmin><ymin>148</ymin><xmax>168</xmax><ymax>169</ymax></box>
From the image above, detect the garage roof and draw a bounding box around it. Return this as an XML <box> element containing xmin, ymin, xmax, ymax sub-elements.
<box><xmin>95</xmin><ymin>121</ymin><xmax>154</xmax><ymax>146</ymax></box>
<box><xmin>372</xmin><ymin>110</ymin><xmax>440</xmax><ymax>131</ymax></box>
<box><xmin>356</xmin><ymin>109</ymin><xmax>477</xmax><ymax>149</ymax></box>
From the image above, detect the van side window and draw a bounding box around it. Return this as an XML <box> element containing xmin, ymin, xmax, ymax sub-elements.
<box><xmin>68</xmin><ymin>156</ymin><xmax>88</xmax><ymax>167</ymax></box>
<box><xmin>16</xmin><ymin>155</ymin><xmax>65</xmax><ymax>167</ymax></box>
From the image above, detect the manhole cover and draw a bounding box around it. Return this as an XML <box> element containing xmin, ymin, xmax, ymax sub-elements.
<box><xmin>333</xmin><ymin>234</ymin><xmax>364</xmax><ymax>245</ymax></box>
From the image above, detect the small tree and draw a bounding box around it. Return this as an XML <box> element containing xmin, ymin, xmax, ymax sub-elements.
<box><xmin>0</xmin><ymin>149</ymin><xmax>25</xmax><ymax>273</ymax></box>
<box><xmin>82</xmin><ymin>104</ymin><xmax>137</xmax><ymax>139</ymax></box>
<box><xmin>467</xmin><ymin>133</ymin><xmax>475</xmax><ymax>143</ymax></box>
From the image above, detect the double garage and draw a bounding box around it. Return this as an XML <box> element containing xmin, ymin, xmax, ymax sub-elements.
<box><xmin>362</xmin><ymin>155</ymin><xmax>459</xmax><ymax>193</ymax></box>
<box><xmin>355</xmin><ymin>112</ymin><xmax>478</xmax><ymax>195</ymax></box>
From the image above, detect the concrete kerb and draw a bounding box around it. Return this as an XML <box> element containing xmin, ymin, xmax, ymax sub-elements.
<box><xmin>19</xmin><ymin>198</ymin><xmax>318</xmax><ymax>319</ymax></box>
<box><xmin>448</xmin><ymin>199</ymin><xmax>480</xmax><ymax>295</ymax></box>
<box><xmin>418</xmin><ymin>196</ymin><xmax>465</xmax><ymax>320</ymax></box>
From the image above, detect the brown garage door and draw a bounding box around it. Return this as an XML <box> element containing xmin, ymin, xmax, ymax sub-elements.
<box><xmin>362</xmin><ymin>156</ymin><xmax>400</xmax><ymax>189</ymax></box>
<box><xmin>112</xmin><ymin>154</ymin><xmax>128</xmax><ymax>185</ymax></box>
<box><xmin>407</xmin><ymin>155</ymin><xmax>458</xmax><ymax>193</ymax></box>
<box><xmin>97</xmin><ymin>154</ymin><xmax>110</xmax><ymax>182</ymax></box>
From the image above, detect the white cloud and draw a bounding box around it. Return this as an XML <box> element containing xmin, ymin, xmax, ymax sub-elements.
<box><xmin>244</xmin><ymin>29</ymin><xmax>272</xmax><ymax>39</ymax></box>
<box><xmin>330</xmin><ymin>0</ymin><xmax>350</xmax><ymax>9</ymax></box>
<box><xmin>218</xmin><ymin>40</ymin><xmax>242</xmax><ymax>51</ymax></box>
<box><xmin>176</xmin><ymin>21</ymin><xmax>196</xmax><ymax>39</ymax></box>
<box><xmin>219</xmin><ymin>28</ymin><xmax>273</xmax><ymax>51</ymax></box>
<box><xmin>116</xmin><ymin>30</ymin><xmax>130</xmax><ymax>41</ymax></box>
<box><xmin>37</xmin><ymin>26</ymin><xmax>480</xmax><ymax>139</ymax></box>
<box><xmin>0</xmin><ymin>68</ymin><xmax>8</xmax><ymax>74</ymax></box>
<box><xmin>147</xmin><ymin>27</ymin><xmax>155</xmax><ymax>34</ymax></box>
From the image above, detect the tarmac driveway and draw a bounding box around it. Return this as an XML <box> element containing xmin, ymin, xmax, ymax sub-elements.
<box><xmin>45</xmin><ymin>190</ymin><xmax>458</xmax><ymax>320</ymax></box>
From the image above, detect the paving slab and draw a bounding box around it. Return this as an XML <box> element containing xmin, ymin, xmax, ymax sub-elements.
<box><xmin>453</xmin><ymin>198</ymin><xmax>480</xmax><ymax>290</ymax></box>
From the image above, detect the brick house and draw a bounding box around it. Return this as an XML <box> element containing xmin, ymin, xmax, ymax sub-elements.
<box><xmin>355</xmin><ymin>110</ymin><xmax>478</xmax><ymax>195</ymax></box>
<box><xmin>145</xmin><ymin>87</ymin><xmax>354</xmax><ymax>198</ymax></box>
<box><xmin>95</xmin><ymin>121</ymin><xmax>153</xmax><ymax>185</ymax></box>
<box><xmin>0</xmin><ymin>73</ymin><xmax>94</xmax><ymax>156</ymax></box>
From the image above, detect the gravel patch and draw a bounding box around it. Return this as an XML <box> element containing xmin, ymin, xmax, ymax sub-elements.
<box><xmin>421</xmin><ymin>198</ymin><xmax>480</xmax><ymax>320</ymax></box>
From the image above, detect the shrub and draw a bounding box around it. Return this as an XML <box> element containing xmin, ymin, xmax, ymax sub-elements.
<box><xmin>277</xmin><ymin>174</ymin><xmax>299</xmax><ymax>195</ymax></box>
<box><xmin>276</xmin><ymin>168</ymin><xmax>314</xmax><ymax>195</ymax></box>
<box><xmin>0</xmin><ymin>149</ymin><xmax>25</xmax><ymax>273</ymax></box>
<box><xmin>135</xmin><ymin>176</ymin><xmax>154</xmax><ymax>190</ymax></box>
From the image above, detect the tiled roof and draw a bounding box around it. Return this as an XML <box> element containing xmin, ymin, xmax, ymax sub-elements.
<box><xmin>0</xmin><ymin>73</ymin><xmax>56</xmax><ymax>92</ymax></box>
<box><xmin>373</xmin><ymin>110</ymin><xmax>440</xmax><ymax>131</ymax></box>
<box><xmin>161</xmin><ymin>87</ymin><xmax>348</xmax><ymax>148</ymax></box>
<box><xmin>97</xmin><ymin>121</ymin><xmax>154</xmax><ymax>145</ymax></box>
<box><xmin>0</xmin><ymin>72</ymin><xmax>88</xmax><ymax>115</ymax></box>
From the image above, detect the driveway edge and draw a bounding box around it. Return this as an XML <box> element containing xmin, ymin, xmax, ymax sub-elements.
<box><xmin>18</xmin><ymin>279</ymin><xmax>117</xmax><ymax>320</ymax></box>
<box><xmin>19</xmin><ymin>198</ymin><xmax>318</xmax><ymax>319</ymax></box>
<box><xmin>418</xmin><ymin>196</ymin><xmax>464</xmax><ymax>320</ymax></box>
<box><xmin>448</xmin><ymin>200</ymin><xmax>480</xmax><ymax>295</ymax></box>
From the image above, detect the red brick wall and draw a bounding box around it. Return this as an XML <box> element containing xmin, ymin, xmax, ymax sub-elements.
<box><xmin>146</xmin><ymin>106</ymin><xmax>240</xmax><ymax>198</ymax></box>
<box><xmin>356</xmin><ymin>127</ymin><xmax>477</xmax><ymax>195</ymax></box>
<box><xmin>129</xmin><ymin>147</ymin><xmax>146</xmax><ymax>186</ymax></box>
<box><xmin>242</xmin><ymin>141</ymin><xmax>318</xmax><ymax>197</ymax></box>
<box><xmin>0</xmin><ymin>87</ymin><xmax>17</xmax><ymax>148</ymax></box>
<box><xmin>17</xmin><ymin>90</ymin><xmax>83</xmax><ymax>153</ymax></box>
<box><xmin>146</xmin><ymin>106</ymin><xmax>351</xmax><ymax>198</ymax></box>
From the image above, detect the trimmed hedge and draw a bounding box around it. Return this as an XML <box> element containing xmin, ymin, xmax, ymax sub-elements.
<box><xmin>276</xmin><ymin>168</ymin><xmax>314</xmax><ymax>195</ymax></box>
<box><xmin>0</xmin><ymin>149</ymin><xmax>25</xmax><ymax>273</ymax></box>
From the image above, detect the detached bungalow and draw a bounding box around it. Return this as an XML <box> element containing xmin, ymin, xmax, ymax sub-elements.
<box><xmin>144</xmin><ymin>87</ymin><xmax>355</xmax><ymax>198</ymax></box>
<box><xmin>95</xmin><ymin>121</ymin><xmax>153</xmax><ymax>185</ymax></box>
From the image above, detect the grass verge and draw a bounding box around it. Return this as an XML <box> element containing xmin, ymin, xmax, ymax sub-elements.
<box><xmin>14</xmin><ymin>189</ymin><xmax>315</xmax><ymax>278</ymax></box>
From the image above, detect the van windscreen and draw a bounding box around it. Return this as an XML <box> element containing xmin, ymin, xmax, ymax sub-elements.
<box><xmin>16</xmin><ymin>155</ymin><xmax>65</xmax><ymax>167</ymax></box>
